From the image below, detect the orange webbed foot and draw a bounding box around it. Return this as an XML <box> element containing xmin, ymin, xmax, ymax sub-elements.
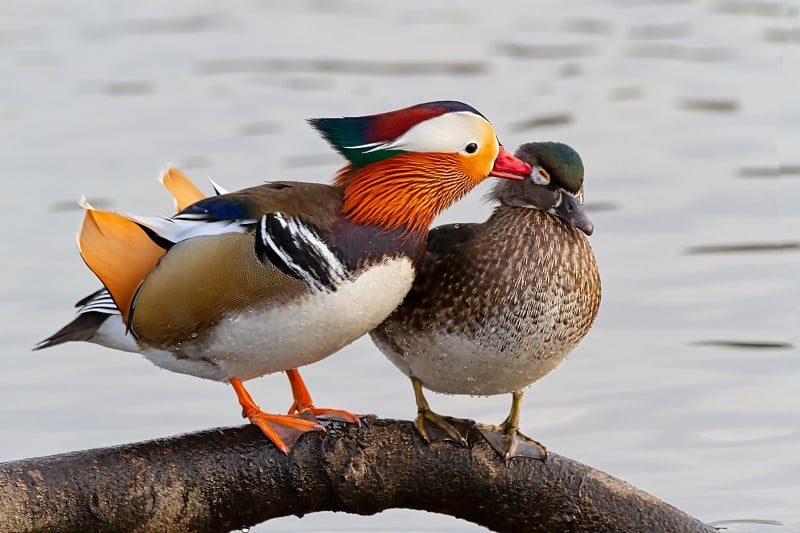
<box><xmin>287</xmin><ymin>402</ymin><xmax>376</xmax><ymax>426</ymax></box>
<box><xmin>230</xmin><ymin>377</ymin><xmax>324</xmax><ymax>454</ymax></box>
<box><xmin>285</xmin><ymin>369</ymin><xmax>376</xmax><ymax>426</ymax></box>
<box><xmin>246</xmin><ymin>409</ymin><xmax>324</xmax><ymax>454</ymax></box>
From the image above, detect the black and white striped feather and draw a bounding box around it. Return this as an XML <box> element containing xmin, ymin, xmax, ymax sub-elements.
<box><xmin>76</xmin><ymin>288</ymin><xmax>120</xmax><ymax>316</ymax></box>
<box><xmin>255</xmin><ymin>213</ymin><xmax>348</xmax><ymax>292</ymax></box>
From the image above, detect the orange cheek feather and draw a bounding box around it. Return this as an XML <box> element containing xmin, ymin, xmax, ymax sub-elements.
<box><xmin>455</xmin><ymin>119</ymin><xmax>500</xmax><ymax>185</ymax></box>
<box><xmin>341</xmin><ymin>152</ymin><xmax>481</xmax><ymax>233</ymax></box>
<box><xmin>461</xmin><ymin>147</ymin><xmax>498</xmax><ymax>186</ymax></box>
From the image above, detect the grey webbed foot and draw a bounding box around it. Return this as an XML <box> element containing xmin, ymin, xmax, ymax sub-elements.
<box><xmin>476</xmin><ymin>423</ymin><xmax>546</xmax><ymax>460</ymax></box>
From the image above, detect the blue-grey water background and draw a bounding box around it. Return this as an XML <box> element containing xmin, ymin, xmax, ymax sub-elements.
<box><xmin>1</xmin><ymin>1</ymin><xmax>799</xmax><ymax>531</ymax></box>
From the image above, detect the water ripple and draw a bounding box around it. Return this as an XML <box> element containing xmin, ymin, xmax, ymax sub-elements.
<box><xmin>690</xmin><ymin>340</ymin><xmax>795</xmax><ymax>351</ymax></box>
<box><xmin>509</xmin><ymin>113</ymin><xmax>573</xmax><ymax>132</ymax></box>
<box><xmin>562</xmin><ymin>17</ymin><xmax>614</xmax><ymax>35</ymax></box>
<box><xmin>281</xmin><ymin>153</ymin><xmax>342</xmax><ymax>169</ymax></box>
<box><xmin>494</xmin><ymin>42</ymin><xmax>594</xmax><ymax>60</ymax></box>
<box><xmin>195</xmin><ymin>58</ymin><xmax>487</xmax><ymax>76</ymax></box>
<box><xmin>179</xmin><ymin>156</ymin><xmax>212</xmax><ymax>170</ymax></box>
<box><xmin>238</xmin><ymin>121</ymin><xmax>282</xmax><ymax>137</ymax></box>
<box><xmin>50</xmin><ymin>198</ymin><xmax>113</xmax><ymax>212</ymax></box>
<box><xmin>610</xmin><ymin>86</ymin><xmax>645</xmax><ymax>100</ymax></box>
<box><xmin>713</xmin><ymin>0</ymin><xmax>792</xmax><ymax>17</ymax></box>
<box><xmin>585</xmin><ymin>201</ymin><xmax>621</xmax><ymax>213</ymax></box>
<box><xmin>625</xmin><ymin>43</ymin><xmax>737</xmax><ymax>61</ymax></box>
<box><xmin>680</xmin><ymin>98</ymin><xmax>740</xmax><ymax>113</ymax></box>
<box><xmin>97</xmin><ymin>81</ymin><xmax>154</xmax><ymax>96</ymax></box>
<box><xmin>708</xmin><ymin>518</ymin><xmax>783</xmax><ymax>531</ymax></box>
<box><xmin>762</xmin><ymin>27</ymin><xmax>800</xmax><ymax>44</ymax></box>
<box><xmin>628</xmin><ymin>22</ymin><xmax>693</xmax><ymax>40</ymax></box>
<box><xmin>684</xmin><ymin>242</ymin><xmax>800</xmax><ymax>254</ymax></box>
<box><xmin>122</xmin><ymin>14</ymin><xmax>224</xmax><ymax>35</ymax></box>
<box><xmin>738</xmin><ymin>165</ymin><xmax>800</xmax><ymax>178</ymax></box>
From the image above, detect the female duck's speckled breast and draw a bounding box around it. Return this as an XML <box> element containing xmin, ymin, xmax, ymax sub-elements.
<box><xmin>373</xmin><ymin>206</ymin><xmax>601</xmax><ymax>396</ymax></box>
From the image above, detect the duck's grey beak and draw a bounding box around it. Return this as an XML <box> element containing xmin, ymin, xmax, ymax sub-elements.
<box><xmin>556</xmin><ymin>194</ymin><xmax>594</xmax><ymax>236</ymax></box>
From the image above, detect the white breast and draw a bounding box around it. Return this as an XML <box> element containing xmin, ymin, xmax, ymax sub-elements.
<box><xmin>373</xmin><ymin>328</ymin><xmax>570</xmax><ymax>397</ymax></box>
<box><xmin>142</xmin><ymin>256</ymin><xmax>415</xmax><ymax>382</ymax></box>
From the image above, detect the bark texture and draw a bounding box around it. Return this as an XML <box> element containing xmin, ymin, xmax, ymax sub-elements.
<box><xmin>0</xmin><ymin>419</ymin><xmax>714</xmax><ymax>533</ymax></box>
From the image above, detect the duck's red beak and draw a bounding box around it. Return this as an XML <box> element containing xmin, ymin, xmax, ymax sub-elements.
<box><xmin>490</xmin><ymin>146</ymin><xmax>532</xmax><ymax>181</ymax></box>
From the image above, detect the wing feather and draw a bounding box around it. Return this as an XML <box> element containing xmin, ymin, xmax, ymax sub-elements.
<box><xmin>255</xmin><ymin>213</ymin><xmax>348</xmax><ymax>292</ymax></box>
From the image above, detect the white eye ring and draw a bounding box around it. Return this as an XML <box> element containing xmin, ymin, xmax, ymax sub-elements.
<box><xmin>531</xmin><ymin>167</ymin><xmax>550</xmax><ymax>185</ymax></box>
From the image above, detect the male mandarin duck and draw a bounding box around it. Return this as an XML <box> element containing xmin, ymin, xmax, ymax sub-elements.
<box><xmin>35</xmin><ymin>101</ymin><xmax>533</xmax><ymax>454</ymax></box>
<box><xmin>370</xmin><ymin>142</ymin><xmax>601</xmax><ymax>460</ymax></box>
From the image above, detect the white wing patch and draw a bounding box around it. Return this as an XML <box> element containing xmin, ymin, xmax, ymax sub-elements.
<box><xmin>131</xmin><ymin>214</ymin><xmax>254</xmax><ymax>246</ymax></box>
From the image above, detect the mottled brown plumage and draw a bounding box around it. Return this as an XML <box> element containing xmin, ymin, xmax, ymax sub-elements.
<box><xmin>371</xmin><ymin>141</ymin><xmax>600</xmax><ymax>460</ymax></box>
<box><xmin>380</xmin><ymin>207</ymin><xmax>600</xmax><ymax>391</ymax></box>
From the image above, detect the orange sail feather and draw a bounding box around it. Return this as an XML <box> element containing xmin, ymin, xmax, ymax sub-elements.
<box><xmin>77</xmin><ymin>199</ymin><xmax>166</xmax><ymax>325</ymax></box>
<box><xmin>159</xmin><ymin>167</ymin><xmax>206</xmax><ymax>212</ymax></box>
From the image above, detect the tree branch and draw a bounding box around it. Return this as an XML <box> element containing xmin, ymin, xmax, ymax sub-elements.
<box><xmin>0</xmin><ymin>419</ymin><xmax>714</xmax><ymax>533</ymax></box>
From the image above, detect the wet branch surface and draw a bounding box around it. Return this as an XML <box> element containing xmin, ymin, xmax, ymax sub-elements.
<box><xmin>0</xmin><ymin>419</ymin><xmax>714</xmax><ymax>533</ymax></box>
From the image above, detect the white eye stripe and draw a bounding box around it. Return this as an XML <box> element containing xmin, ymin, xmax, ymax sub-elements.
<box><xmin>345</xmin><ymin>111</ymin><xmax>493</xmax><ymax>154</ymax></box>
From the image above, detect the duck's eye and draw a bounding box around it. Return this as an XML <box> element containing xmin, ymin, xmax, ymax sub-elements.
<box><xmin>537</xmin><ymin>168</ymin><xmax>551</xmax><ymax>184</ymax></box>
<box><xmin>464</xmin><ymin>142</ymin><xmax>478</xmax><ymax>154</ymax></box>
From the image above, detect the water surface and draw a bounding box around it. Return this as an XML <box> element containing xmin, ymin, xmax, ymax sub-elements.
<box><xmin>1</xmin><ymin>1</ymin><xmax>798</xmax><ymax>531</ymax></box>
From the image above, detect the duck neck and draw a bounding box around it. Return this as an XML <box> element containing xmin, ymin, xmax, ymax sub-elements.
<box><xmin>486</xmin><ymin>178</ymin><xmax>557</xmax><ymax>211</ymax></box>
<box><xmin>331</xmin><ymin>213</ymin><xmax>427</xmax><ymax>269</ymax></box>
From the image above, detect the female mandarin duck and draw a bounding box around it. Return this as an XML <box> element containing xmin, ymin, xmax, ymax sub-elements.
<box><xmin>370</xmin><ymin>142</ymin><xmax>601</xmax><ymax>460</ymax></box>
<box><xmin>36</xmin><ymin>101</ymin><xmax>533</xmax><ymax>454</ymax></box>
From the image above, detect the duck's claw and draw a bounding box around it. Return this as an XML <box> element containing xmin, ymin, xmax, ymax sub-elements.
<box><xmin>475</xmin><ymin>423</ymin><xmax>547</xmax><ymax>461</ymax></box>
<box><xmin>415</xmin><ymin>409</ymin><xmax>475</xmax><ymax>446</ymax></box>
<box><xmin>475</xmin><ymin>388</ymin><xmax>547</xmax><ymax>461</ymax></box>
<box><xmin>230</xmin><ymin>377</ymin><xmax>324</xmax><ymax>454</ymax></box>
<box><xmin>410</xmin><ymin>376</ymin><xmax>474</xmax><ymax>446</ymax></box>
<box><xmin>247</xmin><ymin>410</ymin><xmax>325</xmax><ymax>454</ymax></box>
<box><xmin>288</xmin><ymin>402</ymin><xmax>375</xmax><ymax>426</ymax></box>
